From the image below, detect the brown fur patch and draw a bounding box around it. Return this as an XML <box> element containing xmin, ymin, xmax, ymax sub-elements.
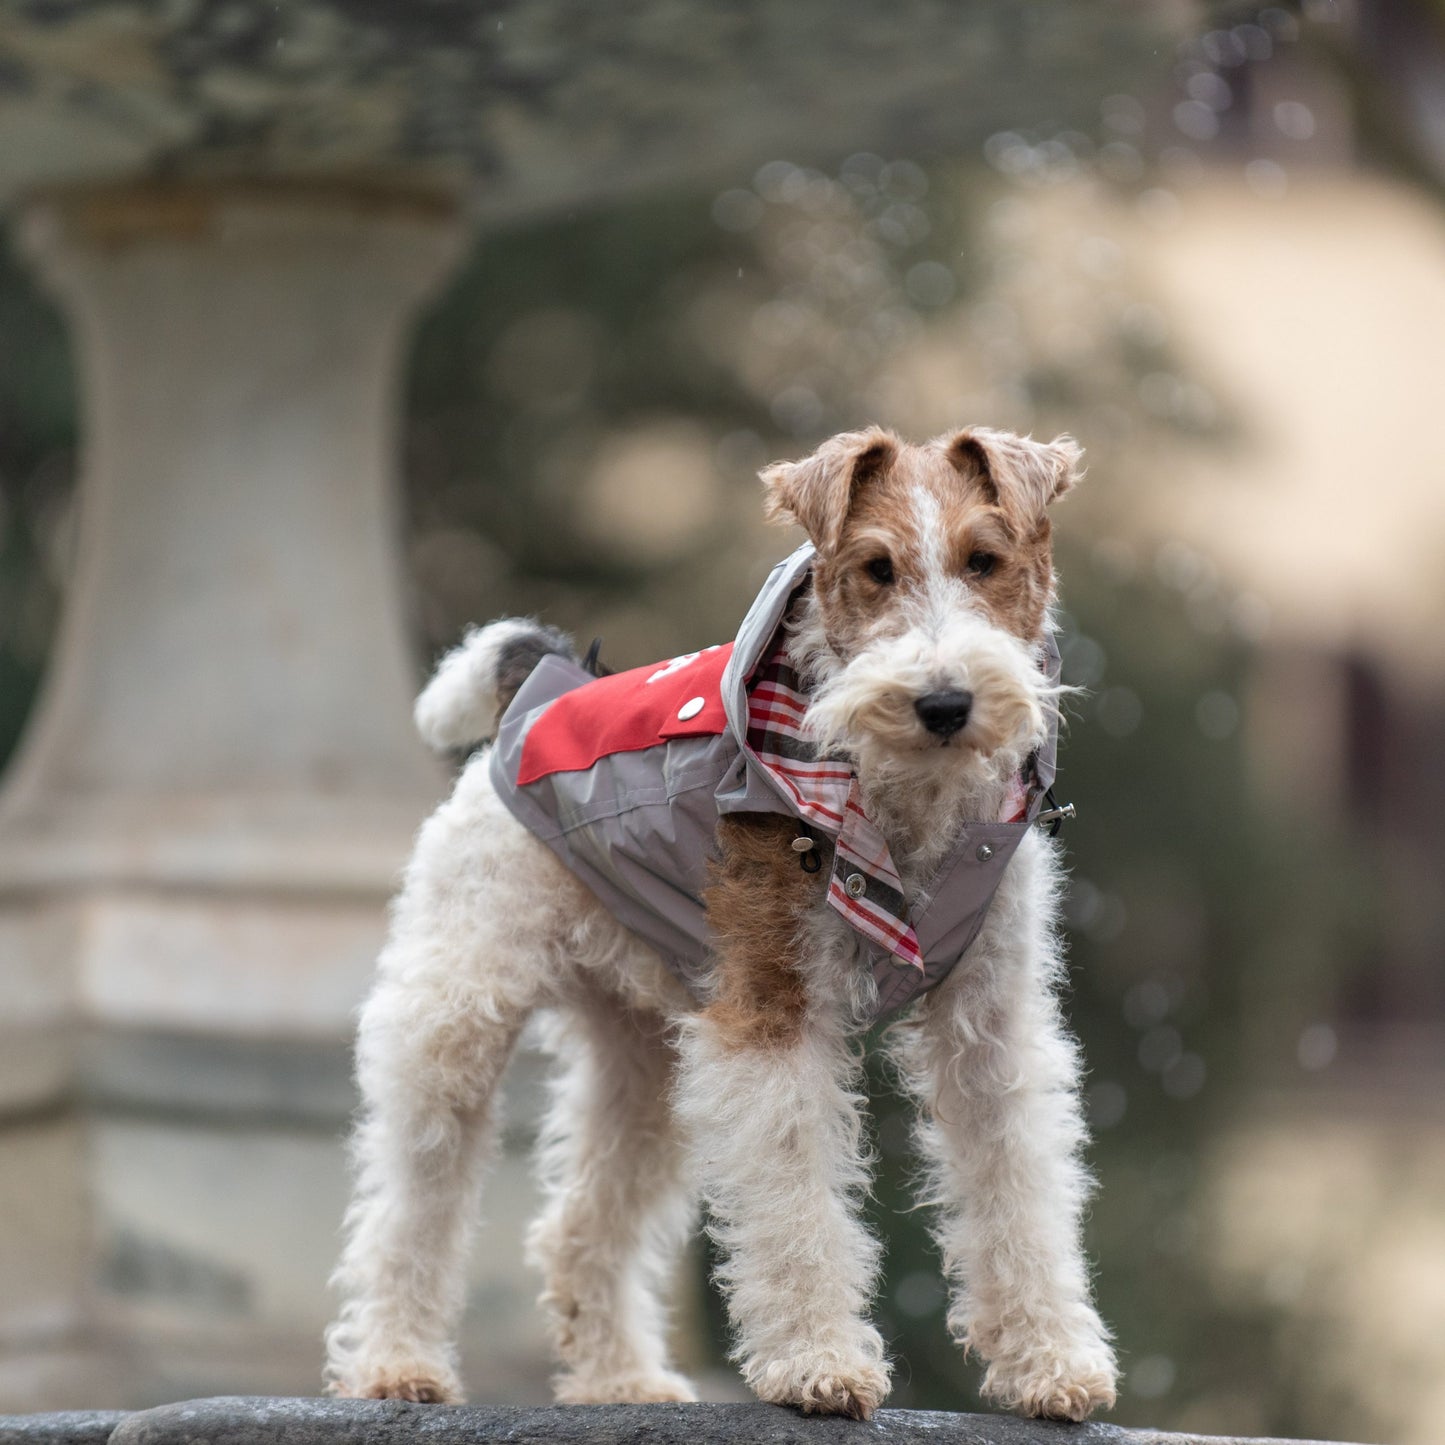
<box><xmin>761</xmin><ymin>427</ymin><xmax>899</xmax><ymax>553</ymax></box>
<box><xmin>702</xmin><ymin>813</ymin><xmax>830</xmax><ymax>1050</ymax></box>
<box><xmin>939</xmin><ymin>443</ymin><xmax>1055</xmax><ymax>642</ymax></box>
<box><xmin>946</xmin><ymin>427</ymin><xmax>1081</xmax><ymax>517</ymax></box>
<box><xmin>809</xmin><ymin>436</ymin><xmax>1056</xmax><ymax>650</ymax></box>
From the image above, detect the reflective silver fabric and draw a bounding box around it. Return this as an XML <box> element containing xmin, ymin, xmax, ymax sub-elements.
<box><xmin>489</xmin><ymin>545</ymin><xmax>1062</xmax><ymax>1021</ymax></box>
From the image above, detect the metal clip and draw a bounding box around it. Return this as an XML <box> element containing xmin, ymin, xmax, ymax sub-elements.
<box><xmin>1035</xmin><ymin>801</ymin><xmax>1076</xmax><ymax>837</ymax></box>
<box><xmin>791</xmin><ymin>834</ymin><xmax>822</xmax><ymax>873</ymax></box>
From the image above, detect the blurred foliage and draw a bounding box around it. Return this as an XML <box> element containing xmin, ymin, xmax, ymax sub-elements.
<box><xmin>408</xmin><ymin>198</ymin><xmax>764</xmax><ymax>588</ymax></box>
<box><xmin>403</xmin><ymin>191</ymin><xmax>775</xmax><ymax>662</ymax></box>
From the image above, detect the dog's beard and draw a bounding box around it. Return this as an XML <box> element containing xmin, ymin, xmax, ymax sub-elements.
<box><xmin>802</xmin><ymin>617</ymin><xmax>1047</xmax><ymax>781</ymax></box>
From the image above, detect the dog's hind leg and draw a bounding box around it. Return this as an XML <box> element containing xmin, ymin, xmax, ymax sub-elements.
<box><xmin>890</xmin><ymin>834</ymin><xmax>1117</xmax><ymax>1422</ymax></box>
<box><xmin>527</xmin><ymin>986</ymin><xmax>698</xmax><ymax>1404</ymax></box>
<box><xmin>324</xmin><ymin>769</ymin><xmax>556</xmax><ymax>1403</ymax></box>
<box><xmin>325</xmin><ymin>989</ymin><xmax>522</xmax><ymax>1402</ymax></box>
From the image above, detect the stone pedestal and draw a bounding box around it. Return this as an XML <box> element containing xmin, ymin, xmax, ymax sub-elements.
<box><xmin>1</xmin><ymin>182</ymin><xmax>464</xmax><ymax>1067</ymax></box>
<box><xmin>0</xmin><ymin>182</ymin><xmax>524</xmax><ymax>1408</ymax></box>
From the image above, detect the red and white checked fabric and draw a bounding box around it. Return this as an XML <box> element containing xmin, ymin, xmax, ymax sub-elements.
<box><xmin>745</xmin><ymin>642</ymin><xmax>1029</xmax><ymax>972</ymax></box>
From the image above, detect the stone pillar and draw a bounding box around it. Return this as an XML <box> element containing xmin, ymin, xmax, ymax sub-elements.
<box><xmin>0</xmin><ymin>182</ymin><xmax>524</xmax><ymax>1409</ymax></box>
<box><xmin>0</xmin><ymin>182</ymin><xmax>462</xmax><ymax>1080</ymax></box>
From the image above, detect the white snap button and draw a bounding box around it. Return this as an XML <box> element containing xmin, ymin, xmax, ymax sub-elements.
<box><xmin>845</xmin><ymin>873</ymin><xmax>867</xmax><ymax>899</ymax></box>
<box><xmin>677</xmin><ymin>696</ymin><xmax>705</xmax><ymax>721</ymax></box>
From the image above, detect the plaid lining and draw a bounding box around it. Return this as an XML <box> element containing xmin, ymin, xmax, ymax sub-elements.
<box><xmin>745</xmin><ymin>646</ymin><xmax>922</xmax><ymax>968</ymax></box>
<box><xmin>745</xmin><ymin>642</ymin><xmax>1032</xmax><ymax>972</ymax></box>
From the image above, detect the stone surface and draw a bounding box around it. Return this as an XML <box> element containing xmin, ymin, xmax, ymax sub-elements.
<box><xmin>0</xmin><ymin>1040</ymin><xmax>564</xmax><ymax>1412</ymax></box>
<box><xmin>0</xmin><ymin>183</ymin><xmax>462</xmax><ymax>1064</ymax></box>
<box><xmin>78</xmin><ymin>1032</ymin><xmax>356</xmax><ymax>1126</ymax></box>
<box><xmin>0</xmin><ymin>1120</ymin><xmax>88</xmax><ymax>1349</ymax></box>
<box><xmin>0</xmin><ymin>3</ymin><xmax>1172</xmax><ymax>221</ymax></box>
<box><xmin>0</xmin><ymin>1410</ymin><xmax>127</xmax><ymax>1445</ymax></box>
<box><xmin>0</xmin><ymin>1398</ymin><xmax>1361</xmax><ymax>1445</ymax></box>
<box><xmin>85</xmin><ymin>1113</ymin><xmax>552</xmax><ymax>1389</ymax></box>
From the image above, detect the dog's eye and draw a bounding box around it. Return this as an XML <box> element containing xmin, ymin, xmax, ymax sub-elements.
<box><xmin>866</xmin><ymin>557</ymin><xmax>895</xmax><ymax>585</ymax></box>
<box><xmin>966</xmin><ymin>551</ymin><xmax>996</xmax><ymax>578</ymax></box>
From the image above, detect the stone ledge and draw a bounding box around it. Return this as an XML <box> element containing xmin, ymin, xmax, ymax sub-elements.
<box><xmin>0</xmin><ymin>1398</ymin><xmax>1362</xmax><ymax>1445</ymax></box>
<box><xmin>0</xmin><ymin>1411</ymin><xmax>127</xmax><ymax>1445</ymax></box>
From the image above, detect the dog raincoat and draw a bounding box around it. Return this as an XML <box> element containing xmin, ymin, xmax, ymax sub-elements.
<box><xmin>489</xmin><ymin>544</ymin><xmax>1061</xmax><ymax>1020</ymax></box>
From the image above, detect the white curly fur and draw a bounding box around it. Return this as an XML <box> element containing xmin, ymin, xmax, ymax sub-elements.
<box><xmin>413</xmin><ymin>619</ymin><xmax>546</xmax><ymax>752</ymax></box>
<box><xmin>325</xmin><ymin>429</ymin><xmax>1116</xmax><ymax>1420</ymax></box>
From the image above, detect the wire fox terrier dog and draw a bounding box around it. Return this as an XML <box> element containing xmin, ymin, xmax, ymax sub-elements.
<box><xmin>324</xmin><ymin>426</ymin><xmax>1118</xmax><ymax>1423</ymax></box>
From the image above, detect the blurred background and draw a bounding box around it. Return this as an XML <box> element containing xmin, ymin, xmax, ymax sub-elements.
<box><xmin>1</xmin><ymin>1</ymin><xmax>1443</xmax><ymax>1442</ymax></box>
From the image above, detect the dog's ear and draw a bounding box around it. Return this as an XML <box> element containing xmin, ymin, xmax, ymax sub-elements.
<box><xmin>760</xmin><ymin>428</ymin><xmax>898</xmax><ymax>553</ymax></box>
<box><xmin>946</xmin><ymin>428</ymin><xmax>1082</xmax><ymax>521</ymax></box>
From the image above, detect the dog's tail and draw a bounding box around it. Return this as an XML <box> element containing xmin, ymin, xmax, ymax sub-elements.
<box><xmin>414</xmin><ymin>619</ymin><xmax>577</xmax><ymax>753</ymax></box>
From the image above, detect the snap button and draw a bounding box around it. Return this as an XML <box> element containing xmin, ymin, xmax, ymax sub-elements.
<box><xmin>891</xmin><ymin>953</ymin><xmax>914</xmax><ymax>969</ymax></box>
<box><xmin>976</xmin><ymin>843</ymin><xmax>994</xmax><ymax>862</ymax></box>
<box><xmin>676</xmin><ymin>696</ymin><xmax>705</xmax><ymax>721</ymax></box>
<box><xmin>844</xmin><ymin>873</ymin><xmax>867</xmax><ymax>899</ymax></box>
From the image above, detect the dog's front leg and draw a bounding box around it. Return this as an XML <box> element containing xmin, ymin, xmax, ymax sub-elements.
<box><xmin>677</xmin><ymin>1009</ymin><xmax>890</xmax><ymax>1419</ymax></box>
<box><xmin>895</xmin><ymin>835</ymin><xmax>1117</xmax><ymax>1421</ymax></box>
<box><xmin>679</xmin><ymin>815</ymin><xmax>889</xmax><ymax>1420</ymax></box>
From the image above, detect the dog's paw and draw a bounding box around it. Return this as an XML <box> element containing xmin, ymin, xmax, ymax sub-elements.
<box><xmin>1029</xmin><ymin>1371</ymin><xmax>1118</xmax><ymax>1423</ymax></box>
<box><xmin>979</xmin><ymin>1342</ymin><xmax>1117</xmax><ymax>1422</ymax></box>
<box><xmin>555</xmin><ymin>1369</ymin><xmax>699</xmax><ymax>1405</ymax></box>
<box><xmin>968</xmin><ymin>1302</ymin><xmax>1118</xmax><ymax>1422</ymax></box>
<box><xmin>750</xmin><ymin>1355</ymin><xmax>891</xmax><ymax>1421</ymax></box>
<box><xmin>330</xmin><ymin>1367</ymin><xmax>462</xmax><ymax>1404</ymax></box>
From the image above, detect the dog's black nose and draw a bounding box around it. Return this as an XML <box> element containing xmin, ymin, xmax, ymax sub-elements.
<box><xmin>915</xmin><ymin>689</ymin><xmax>973</xmax><ymax>738</ymax></box>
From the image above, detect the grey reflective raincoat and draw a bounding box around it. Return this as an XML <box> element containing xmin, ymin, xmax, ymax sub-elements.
<box><xmin>489</xmin><ymin>544</ymin><xmax>1060</xmax><ymax>1020</ymax></box>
